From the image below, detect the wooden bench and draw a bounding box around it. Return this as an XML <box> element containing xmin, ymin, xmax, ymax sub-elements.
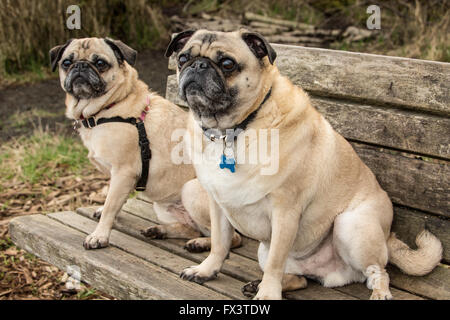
<box><xmin>10</xmin><ymin>44</ymin><xmax>450</xmax><ymax>300</ymax></box>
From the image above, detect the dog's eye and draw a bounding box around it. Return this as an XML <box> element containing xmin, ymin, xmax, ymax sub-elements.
<box><xmin>178</xmin><ymin>54</ymin><xmax>188</xmax><ymax>67</ymax></box>
<box><xmin>61</xmin><ymin>59</ymin><xmax>72</xmax><ymax>69</ymax></box>
<box><xmin>221</xmin><ymin>58</ymin><xmax>236</xmax><ymax>71</ymax></box>
<box><xmin>96</xmin><ymin>59</ymin><xmax>107</xmax><ymax>69</ymax></box>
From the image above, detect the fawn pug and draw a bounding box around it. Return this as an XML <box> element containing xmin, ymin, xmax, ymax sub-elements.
<box><xmin>166</xmin><ymin>29</ymin><xmax>443</xmax><ymax>300</ymax></box>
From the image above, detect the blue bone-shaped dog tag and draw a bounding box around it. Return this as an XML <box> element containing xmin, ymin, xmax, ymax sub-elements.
<box><xmin>219</xmin><ymin>154</ymin><xmax>236</xmax><ymax>173</ymax></box>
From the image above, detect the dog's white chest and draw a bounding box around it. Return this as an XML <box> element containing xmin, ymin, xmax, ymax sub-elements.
<box><xmin>194</xmin><ymin>154</ymin><xmax>273</xmax><ymax>241</ymax></box>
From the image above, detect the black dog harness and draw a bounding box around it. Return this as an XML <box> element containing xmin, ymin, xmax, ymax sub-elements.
<box><xmin>79</xmin><ymin>104</ymin><xmax>151</xmax><ymax>191</ymax></box>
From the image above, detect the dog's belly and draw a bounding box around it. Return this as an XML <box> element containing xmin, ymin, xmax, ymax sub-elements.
<box><xmin>284</xmin><ymin>233</ymin><xmax>364</xmax><ymax>287</ymax></box>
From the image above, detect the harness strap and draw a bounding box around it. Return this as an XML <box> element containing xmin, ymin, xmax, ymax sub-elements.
<box><xmin>81</xmin><ymin>114</ymin><xmax>151</xmax><ymax>191</ymax></box>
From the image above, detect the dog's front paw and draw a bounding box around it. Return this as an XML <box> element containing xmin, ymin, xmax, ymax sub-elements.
<box><xmin>184</xmin><ymin>237</ymin><xmax>211</xmax><ymax>253</ymax></box>
<box><xmin>242</xmin><ymin>279</ymin><xmax>261</xmax><ymax>298</ymax></box>
<box><xmin>93</xmin><ymin>206</ymin><xmax>103</xmax><ymax>219</ymax></box>
<box><xmin>141</xmin><ymin>225</ymin><xmax>166</xmax><ymax>239</ymax></box>
<box><xmin>180</xmin><ymin>266</ymin><xmax>218</xmax><ymax>284</ymax></box>
<box><xmin>370</xmin><ymin>289</ymin><xmax>393</xmax><ymax>300</ymax></box>
<box><xmin>83</xmin><ymin>232</ymin><xmax>109</xmax><ymax>250</ymax></box>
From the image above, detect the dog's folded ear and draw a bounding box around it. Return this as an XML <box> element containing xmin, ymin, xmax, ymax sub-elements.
<box><xmin>241</xmin><ymin>31</ymin><xmax>277</xmax><ymax>65</ymax></box>
<box><xmin>165</xmin><ymin>30</ymin><xmax>196</xmax><ymax>58</ymax></box>
<box><xmin>49</xmin><ymin>39</ymin><xmax>74</xmax><ymax>72</ymax></box>
<box><xmin>104</xmin><ymin>38</ymin><xmax>137</xmax><ymax>66</ymax></box>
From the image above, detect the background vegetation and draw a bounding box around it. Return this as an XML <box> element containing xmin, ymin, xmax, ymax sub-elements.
<box><xmin>0</xmin><ymin>0</ymin><xmax>448</xmax><ymax>86</ymax></box>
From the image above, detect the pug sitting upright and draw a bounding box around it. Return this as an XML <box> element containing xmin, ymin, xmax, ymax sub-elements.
<box><xmin>167</xmin><ymin>29</ymin><xmax>443</xmax><ymax>300</ymax></box>
<box><xmin>50</xmin><ymin>37</ymin><xmax>242</xmax><ymax>251</ymax></box>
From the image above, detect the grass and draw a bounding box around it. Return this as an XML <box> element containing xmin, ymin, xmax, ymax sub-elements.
<box><xmin>0</xmin><ymin>129</ymin><xmax>89</xmax><ymax>185</ymax></box>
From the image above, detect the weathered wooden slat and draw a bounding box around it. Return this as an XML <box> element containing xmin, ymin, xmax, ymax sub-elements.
<box><xmin>9</xmin><ymin>214</ymin><xmax>229</xmax><ymax>300</ymax></box>
<box><xmin>286</xmin><ymin>282</ymin><xmax>358</xmax><ymax>300</ymax></box>
<box><xmin>387</xmin><ymin>264</ymin><xmax>450</xmax><ymax>300</ymax></box>
<box><xmin>313</xmin><ymin>97</ymin><xmax>450</xmax><ymax>159</ymax></box>
<box><xmin>352</xmin><ymin>143</ymin><xmax>449</xmax><ymax>218</ymax></box>
<box><xmin>168</xmin><ymin>44</ymin><xmax>450</xmax><ymax>116</ymax></box>
<box><xmin>76</xmin><ymin>206</ymin><xmax>263</xmax><ymax>283</ymax></box>
<box><xmin>274</xmin><ymin>44</ymin><xmax>450</xmax><ymax>115</ymax></box>
<box><xmin>121</xmin><ymin>199</ymin><xmax>425</xmax><ymax>300</ymax></box>
<box><xmin>48</xmin><ymin>211</ymin><xmax>246</xmax><ymax>300</ymax></box>
<box><xmin>78</xmin><ymin>206</ymin><xmax>362</xmax><ymax>300</ymax></box>
<box><xmin>165</xmin><ymin>74</ymin><xmax>450</xmax><ymax>159</ymax></box>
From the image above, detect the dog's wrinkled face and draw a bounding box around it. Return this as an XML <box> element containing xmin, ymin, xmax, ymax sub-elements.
<box><xmin>166</xmin><ymin>29</ymin><xmax>276</xmax><ymax>129</ymax></box>
<box><xmin>50</xmin><ymin>37</ymin><xmax>137</xmax><ymax>100</ymax></box>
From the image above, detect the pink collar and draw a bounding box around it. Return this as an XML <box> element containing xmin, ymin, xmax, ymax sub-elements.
<box><xmin>139</xmin><ymin>96</ymin><xmax>151</xmax><ymax>122</ymax></box>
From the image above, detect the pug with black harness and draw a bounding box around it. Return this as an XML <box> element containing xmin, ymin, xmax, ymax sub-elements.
<box><xmin>50</xmin><ymin>37</ymin><xmax>242</xmax><ymax>251</ymax></box>
<box><xmin>166</xmin><ymin>29</ymin><xmax>443</xmax><ymax>300</ymax></box>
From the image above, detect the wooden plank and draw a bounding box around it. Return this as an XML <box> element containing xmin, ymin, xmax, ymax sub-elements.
<box><xmin>47</xmin><ymin>211</ymin><xmax>246</xmax><ymax>300</ymax></box>
<box><xmin>121</xmin><ymin>200</ymin><xmax>424</xmax><ymax>300</ymax></box>
<box><xmin>353</xmin><ymin>143</ymin><xmax>449</xmax><ymax>218</ymax></box>
<box><xmin>126</xmin><ymin>198</ymin><xmax>443</xmax><ymax>299</ymax></box>
<box><xmin>165</xmin><ymin>74</ymin><xmax>185</xmax><ymax>107</ymax></box>
<box><xmin>286</xmin><ymin>282</ymin><xmax>357</xmax><ymax>300</ymax></box>
<box><xmin>77</xmin><ymin>206</ymin><xmax>360</xmax><ymax>300</ymax></box>
<box><xmin>388</xmin><ymin>264</ymin><xmax>450</xmax><ymax>300</ymax></box>
<box><xmin>8</xmin><ymin>214</ymin><xmax>229</xmax><ymax>300</ymax></box>
<box><xmin>274</xmin><ymin>44</ymin><xmax>450</xmax><ymax>115</ymax></box>
<box><xmin>169</xmin><ymin>44</ymin><xmax>450</xmax><ymax>115</ymax></box>
<box><xmin>165</xmin><ymin>74</ymin><xmax>450</xmax><ymax>159</ymax></box>
<box><xmin>314</xmin><ymin>97</ymin><xmax>450</xmax><ymax>159</ymax></box>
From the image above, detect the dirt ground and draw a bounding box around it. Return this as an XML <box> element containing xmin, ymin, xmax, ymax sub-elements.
<box><xmin>0</xmin><ymin>49</ymin><xmax>171</xmax><ymax>299</ymax></box>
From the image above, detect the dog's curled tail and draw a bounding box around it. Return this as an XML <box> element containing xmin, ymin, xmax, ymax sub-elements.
<box><xmin>387</xmin><ymin>230</ymin><xmax>442</xmax><ymax>276</ymax></box>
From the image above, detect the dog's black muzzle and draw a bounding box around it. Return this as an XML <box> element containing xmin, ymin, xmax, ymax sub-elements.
<box><xmin>179</xmin><ymin>57</ymin><xmax>234</xmax><ymax>117</ymax></box>
<box><xmin>65</xmin><ymin>61</ymin><xmax>106</xmax><ymax>99</ymax></box>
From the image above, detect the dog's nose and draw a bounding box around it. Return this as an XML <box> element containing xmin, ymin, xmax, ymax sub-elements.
<box><xmin>73</xmin><ymin>61</ymin><xmax>89</xmax><ymax>71</ymax></box>
<box><xmin>190</xmin><ymin>59</ymin><xmax>209</xmax><ymax>71</ymax></box>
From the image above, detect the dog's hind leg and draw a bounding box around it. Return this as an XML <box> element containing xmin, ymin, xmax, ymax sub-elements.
<box><xmin>333</xmin><ymin>201</ymin><xmax>393</xmax><ymax>300</ymax></box>
<box><xmin>83</xmin><ymin>171</ymin><xmax>136</xmax><ymax>250</ymax></box>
